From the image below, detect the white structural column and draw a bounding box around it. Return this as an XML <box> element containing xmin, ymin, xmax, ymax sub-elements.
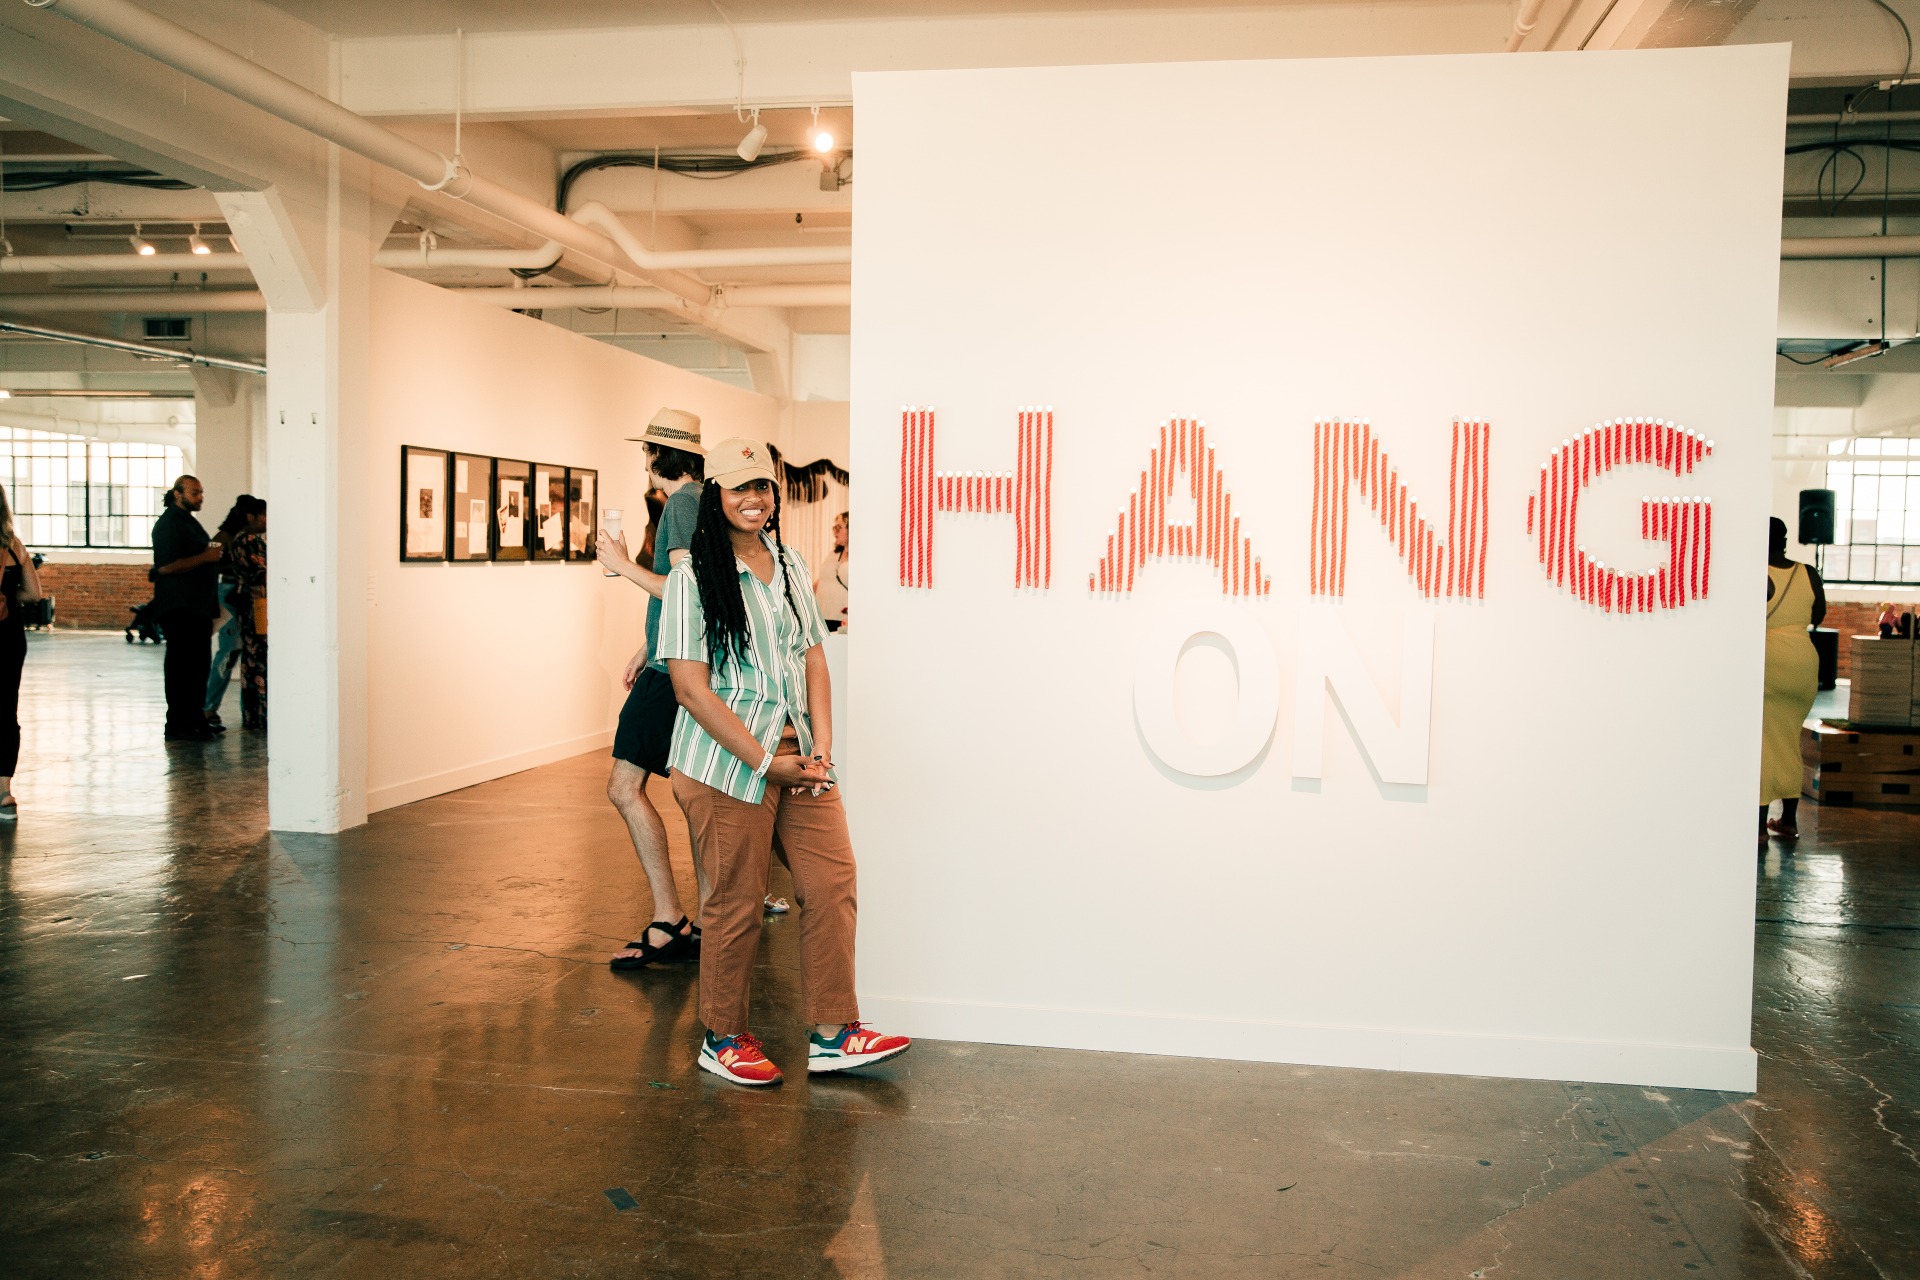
<box><xmin>229</xmin><ymin>158</ymin><xmax>373</xmax><ymax>833</ymax></box>
<box><xmin>3</xmin><ymin>0</ymin><xmax>374</xmax><ymax>831</ymax></box>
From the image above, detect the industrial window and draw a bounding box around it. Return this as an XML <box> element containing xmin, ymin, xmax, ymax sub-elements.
<box><xmin>0</xmin><ymin>427</ymin><xmax>185</xmax><ymax>550</ymax></box>
<box><xmin>1824</xmin><ymin>437</ymin><xmax>1920</xmax><ymax>585</ymax></box>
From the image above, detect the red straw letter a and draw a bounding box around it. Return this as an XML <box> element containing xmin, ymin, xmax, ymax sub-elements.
<box><xmin>898</xmin><ymin>406</ymin><xmax>1054</xmax><ymax>590</ymax></box>
<box><xmin>1089</xmin><ymin>417</ymin><xmax>1271</xmax><ymax>597</ymax></box>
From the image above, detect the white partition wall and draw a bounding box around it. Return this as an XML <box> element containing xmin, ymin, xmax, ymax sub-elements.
<box><xmin>847</xmin><ymin>47</ymin><xmax>1788</xmax><ymax>1091</ymax></box>
<box><xmin>364</xmin><ymin>272</ymin><xmax>779</xmax><ymax>813</ymax></box>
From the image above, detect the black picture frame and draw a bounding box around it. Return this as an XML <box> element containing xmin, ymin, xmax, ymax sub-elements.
<box><xmin>401</xmin><ymin>445</ymin><xmax>450</xmax><ymax>562</ymax></box>
<box><xmin>532</xmin><ymin>462</ymin><xmax>568</xmax><ymax>562</ymax></box>
<box><xmin>493</xmin><ymin>457</ymin><xmax>533</xmax><ymax>562</ymax></box>
<box><xmin>565</xmin><ymin>467</ymin><xmax>598</xmax><ymax>563</ymax></box>
<box><xmin>448</xmin><ymin>453</ymin><xmax>494</xmax><ymax>562</ymax></box>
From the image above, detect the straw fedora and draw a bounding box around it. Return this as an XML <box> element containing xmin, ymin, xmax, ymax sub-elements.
<box><xmin>628</xmin><ymin>407</ymin><xmax>704</xmax><ymax>453</ymax></box>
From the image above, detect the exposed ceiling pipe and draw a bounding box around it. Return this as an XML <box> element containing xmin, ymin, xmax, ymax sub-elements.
<box><xmin>0</xmin><ymin>318</ymin><xmax>264</xmax><ymax>373</ymax></box>
<box><xmin>24</xmin><ymin>0</ymin><xmax>853</xmax><ymax>300</ymax></box>
<box><xmin>372</xmin><ymin>242</ymin><xmax>564</xmax><ymax>270</ymax></box>
<box><xmin>454</xmin><ymin>284</ymin><xmax>852</xmax><ymax>309</ymax></box>
<box><xmin>0</xmin><ymin>388</ymin><xmax>188</xmax><ymax>397</ymax></box>
<box><xmin>0</xmin><ymin>253</ymin><xmax>250</xmax><ymax>273</ymax></box>
<box><xmin>0</xmin><ymin>406</ymin><xmax>193</xmax><ymax>448</ymax></box>
<box><xmin>1504</xmin><ymin>0</ymin><xmax>1548</xmax><ymax>51</ymax></box>
<box><xmin>1782</xmin><ymin>236</ymin><xmax>1920</xmax><ymax>259</ymax></box>
<box><xmin>368</xmin><ymin>227</ymin><xmax>850</xmax><ymax>274</ymax></box>
<box><xmin>1787</xmin><ymin>110</ymin><xmax>1920</xmax><ymax>126</ymax></box>
<box><xmin>569</xmin><ymin>201</ymin><xmax>851</xmax><ymax>271</ymax></box>
<box><xmin>20</xmin><ymin>0</ymin><xmax>713</xmax><ymax>308</ymax></box>
<box><xmin>0</xmin><ymin>291</ymin><xmax>265</xmax><ymax>311</ymax></box>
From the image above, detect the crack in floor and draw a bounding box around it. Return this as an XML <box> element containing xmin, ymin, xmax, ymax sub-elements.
<box><xmin>1467</xmin><ymin>1097</ymin><xmax>1582</xmax><ymax>1279</ymax></box>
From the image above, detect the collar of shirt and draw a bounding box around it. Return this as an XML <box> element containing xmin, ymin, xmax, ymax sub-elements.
<box><xmin>732</xmin><ymin>532</ymin><xmax>783</xmax><ymax>587</ymax></box>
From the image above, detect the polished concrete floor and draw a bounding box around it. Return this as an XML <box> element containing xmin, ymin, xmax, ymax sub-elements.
<box><xmin>1</xmin><ymin>632</ymin><xmax>1916</xmax><ymax>1278</ymax></box>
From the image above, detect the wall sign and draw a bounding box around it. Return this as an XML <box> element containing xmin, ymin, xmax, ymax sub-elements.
<box><xmin>849</xmin><ymin>48</ymin><xmax>1787</xmax><ymax>1091</ymax></box>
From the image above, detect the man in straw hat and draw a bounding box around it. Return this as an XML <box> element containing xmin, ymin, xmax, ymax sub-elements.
<box><xmin>596</xmin><ymin>407</ymin><xmax>709</xmax><ymax>970</ymax></box>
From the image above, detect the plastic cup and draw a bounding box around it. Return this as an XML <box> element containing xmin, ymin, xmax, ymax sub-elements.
<box><xmin>602</xmin><ymin>509</ymin><xmax>623</xmax><ymax>576</ymax></box>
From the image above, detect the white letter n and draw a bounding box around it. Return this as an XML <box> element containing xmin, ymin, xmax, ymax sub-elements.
<box><xmin>1291</xmin><ymin>604</ymin><xmax>1435</xmax><ymax>786</ymax></box>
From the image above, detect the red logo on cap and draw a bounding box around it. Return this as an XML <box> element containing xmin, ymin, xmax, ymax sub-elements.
<box><xmin>742</xmin><ymin>448</ymin><xmax>755</xmax><ymax>458</ymax></box>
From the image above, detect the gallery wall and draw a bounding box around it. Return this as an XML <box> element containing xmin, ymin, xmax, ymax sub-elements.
<box><xmin>850</xmin><ymin>47</ymin><xmax>1786</xmax><ymax>1091</ymax></box>
<box><xmin>364</xmin><ymin>271</ymin><xmax>778</xmax><ymax>812</ymax></box>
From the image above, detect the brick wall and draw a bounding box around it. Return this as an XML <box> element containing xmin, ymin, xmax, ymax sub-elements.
<box><xmin>34</xmin><ymin>561</ymin><xmax>155</xmax><ymax>631</ymax></box>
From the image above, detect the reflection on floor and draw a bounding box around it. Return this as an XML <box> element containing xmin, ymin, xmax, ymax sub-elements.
<box><xmin>2</xmin><ymin>631</ymin><xmax>1916</xmax><ymax>1278</ymax></box>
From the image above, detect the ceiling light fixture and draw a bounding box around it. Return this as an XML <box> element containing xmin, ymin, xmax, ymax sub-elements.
<box><xmin>1823</xmin><ymin>339</ymin><xmax>1891</xmax><ymax>369</ymax></box>
<box><xmin>810</xmin><ymin>106</ymin><xmax>835</xmax><ymax>154</ymax></box>
<box><xmin>188</xmin><ymin>223</ymin><xmax>212</xmax><ymax>255</ymax></box>
<box><xmin>130</xmin><ymin>224</ymin><xmax>156</xmax><ymax>256</ymax></box>
<box><xmin>736</xmin><ymin>108</ymin><xmax>767</xmax><ymax>162</ymax></box>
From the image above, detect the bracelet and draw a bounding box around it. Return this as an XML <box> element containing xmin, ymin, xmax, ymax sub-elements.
<box><xmin>752</xmin><ymin>749</ymin><xmax>774</xmax><ymax>779</ymax></box>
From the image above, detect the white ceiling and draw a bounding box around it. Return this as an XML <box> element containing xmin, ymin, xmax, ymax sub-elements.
<box><xmin>262</xmin><ymin>0</ymin><xmax>1349</xmax><ymax>39</ymax></box>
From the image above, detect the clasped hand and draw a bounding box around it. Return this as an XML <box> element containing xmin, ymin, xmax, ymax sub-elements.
<box><xmin>767</xmin><ymin>753</ymin><xmax>832</xmax><ymax>793</ymax></box>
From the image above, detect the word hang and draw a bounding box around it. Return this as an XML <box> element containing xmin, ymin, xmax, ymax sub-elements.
<box><xmin>896</xmin><ymin>409</ymin><xmax>1715</xmax><ymax>610</ymax></box>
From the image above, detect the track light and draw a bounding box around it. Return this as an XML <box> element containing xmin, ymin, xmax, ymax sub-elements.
<box><xmin>1824</xmin><ymin>340</ymin><xmax>1891</xmax><ymax>369</ymax></box>
<box><xmin>736</xmin><ymin>109</ymin><xmax>767</xmax><ymax>162</ymax></box>
<box><xmin>130</xmin><ymin>224</ymin><xmax>156</xmax><ymax>256</ymax></box>
<box><xmin>810</xmin><ymin>105</ymin><xmax>835</xmax><ymax>154</ymax></box>
<box><xmin>188</xmin><ymin>224</ymin><xmax>212</xmax><ymax>256</ymax></box>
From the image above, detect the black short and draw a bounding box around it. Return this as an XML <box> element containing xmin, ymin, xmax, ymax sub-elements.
<box><xmin>611</xmin><ymin>665</ymin><xmax>677</xmax><ymax>776</ymax></box>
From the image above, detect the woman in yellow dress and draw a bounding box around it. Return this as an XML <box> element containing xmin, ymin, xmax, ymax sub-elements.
<box><xmin>1762</xmin><ymin>517</ymin><xmax>1825</xmax><ymax>846</ymax></box>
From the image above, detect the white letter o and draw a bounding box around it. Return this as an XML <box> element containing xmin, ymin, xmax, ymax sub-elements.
<box><xmin>1133</xmin><ymin>607</ymin><xmax>1280</xmax><ymax>777</ymax></box>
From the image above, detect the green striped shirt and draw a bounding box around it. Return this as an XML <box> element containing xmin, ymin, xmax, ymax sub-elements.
<box><xmin>658</xmin><ymin>535</ymin><xmax>832</xmax><ymax>802</ymax></box>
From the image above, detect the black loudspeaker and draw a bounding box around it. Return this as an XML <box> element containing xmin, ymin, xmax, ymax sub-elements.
<box><xmin>1799</xmin><ymin>488</ymin><xmax>1836</xmax><ymax>546</ymax></box>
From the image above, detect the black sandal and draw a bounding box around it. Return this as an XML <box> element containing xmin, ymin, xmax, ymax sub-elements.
<box><xmin>609</xmin><ymin>917</ymin><xmax>694</xmax><ymax>971</ymax></box>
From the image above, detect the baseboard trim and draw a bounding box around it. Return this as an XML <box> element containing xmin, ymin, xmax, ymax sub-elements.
<box><xmin>856</xmin><ymin>995</ymin><xmax>1757</xmax><ymax>1092</ymax></box>
<box><xmin>367</xmin><ymin>729</ymin><xmax>613</xmax><ymax>814</ymax></box>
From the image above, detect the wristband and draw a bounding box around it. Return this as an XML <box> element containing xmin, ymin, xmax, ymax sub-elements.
<box><xmin>752</xmin><ymin>749</ymin><xmax>774</xmax><ymax>779</ymax></box>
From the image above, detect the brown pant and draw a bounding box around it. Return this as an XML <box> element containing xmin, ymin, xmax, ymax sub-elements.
<box><xmin>672</xmin><ymin>745</ymin><xmax>860</xmax><ymax>1036</ymax></box>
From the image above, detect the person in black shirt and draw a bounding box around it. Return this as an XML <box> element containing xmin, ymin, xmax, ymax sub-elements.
<box><xmin>152</xmin><ymin>475</ymin><xmax>227</xmax><ymax>741</ymax></box>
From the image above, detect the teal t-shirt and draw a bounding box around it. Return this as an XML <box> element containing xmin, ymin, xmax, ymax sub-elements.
<box><xmin>645</xmin><ymin>484</ymin><xmax>702</xmax><ymax>671</ymax></box>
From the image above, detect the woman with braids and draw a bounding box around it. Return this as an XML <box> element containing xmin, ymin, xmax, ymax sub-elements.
<box><xmin>658</xmin><ymin>438</ymin><xmax>909</xmax><ymax>1086</ymax></box>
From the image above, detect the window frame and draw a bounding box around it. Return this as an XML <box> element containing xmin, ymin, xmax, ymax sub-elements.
<box><xmin>0</xmin><ymin>426</ymin><xmax>185</xmax><ymax>551</ymax></box>
<box><xmin>1822</xmin><ymin>437</ymin><xmax>1920</xmax><ymax>586</ymax></box>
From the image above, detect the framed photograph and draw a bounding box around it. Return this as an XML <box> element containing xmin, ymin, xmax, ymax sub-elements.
<box><xmin>401</xmin><ymin>445</ymin><xmax>449</xmax><ymax>562</ymax></box>
<box><xmin>533</xmin><ymin>462</ymin><xmax>568</xmax><ymax>562</ymax></box>
<box><xmin>493</xmin><ymin>457</ymin><xmax>532</xmax><ymax>562</ymax></box>
<box><xmin>566</xmin><ymin>467</ymin><xmax>598</xmax><ymax>562</ymax></box>
<box><xmin>449</xmin><ymin>453</ymin><xmax>493</xmax><ymax>561</ymax></box>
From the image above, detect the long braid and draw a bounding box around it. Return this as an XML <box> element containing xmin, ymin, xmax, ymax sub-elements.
<box><xmin>766</xmin><ymin>484</ymin><xmax>804</xmax><ymax>631</ymax></box>
<box><xmin>688</xmin><ymin>483</ymin><xmax>752</xmax><ymax>673</ymax></box>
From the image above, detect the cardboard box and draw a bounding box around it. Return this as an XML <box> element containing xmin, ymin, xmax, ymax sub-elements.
<box><xmin>1846</xmin><ymin>636</ymin><xmax>1918</xmax><ymax>728</ymax></box>
<box><xmin>1802</xmin><ymin>720</ymin><xmax>1920</xmax><ymax>809</ymax></box>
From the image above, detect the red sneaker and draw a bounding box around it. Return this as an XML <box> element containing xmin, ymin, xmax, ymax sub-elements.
<box><xmin>699</xmin><ymin>1031</ymin><xmax>784</xmax><ymax>1087</ymax></box>
<box><xmin>807</xmin><ymin>1022</ymin><xmax>911</xmax><ymax>1073</ymax></box>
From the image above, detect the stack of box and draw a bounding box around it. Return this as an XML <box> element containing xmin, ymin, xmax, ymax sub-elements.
<box><xmin>1847</xmin><ymin>635</ymin><xmax>1918</xmax><ymax>728</ymax></box>
<box><xmin>1802</xmin><ymin>720</ymin><xmax>1920</xmax><ymax>810</ymax></box>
